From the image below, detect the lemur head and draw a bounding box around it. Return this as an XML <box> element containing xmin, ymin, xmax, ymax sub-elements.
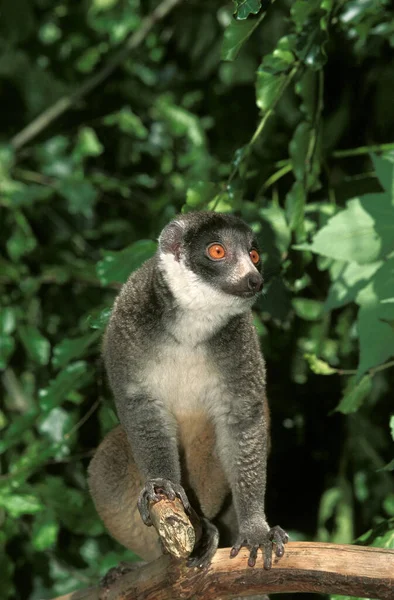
<box><xmin>158</xmin><ymin>211</ymin><xmax>263</xmax><ymax>313</ymax></box>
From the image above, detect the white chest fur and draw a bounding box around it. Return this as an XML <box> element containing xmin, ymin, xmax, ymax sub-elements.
<box><xmin>142</xmin><ymin>341</ymin><xmax>223</xmax><ymax>417</ymax></box>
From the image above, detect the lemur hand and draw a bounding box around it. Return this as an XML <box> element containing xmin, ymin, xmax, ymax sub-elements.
<box><xmin>137</xmin><ymin>478</ymin><xmax>191</xmax><ymax>526</ymax></box>
<box><xmin>230</xmin><ymin>520</ymin><xmax>288</xmax><ymax>569</ymax></box>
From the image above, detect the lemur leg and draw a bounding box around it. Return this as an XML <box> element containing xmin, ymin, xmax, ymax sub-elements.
<box><xmin>88</xmin><ymin>425</ymin><xmax>162</xmax><ymax>561</ymax></box>
<box><xmin>178</xmin><ymin>413</ymin><xmax>230</xmax><ymax>520</ymax></box>
<box><xmin>89</xmin><ymin>418</ymin><xmax>231</xmax><ymax>565</ymax></box>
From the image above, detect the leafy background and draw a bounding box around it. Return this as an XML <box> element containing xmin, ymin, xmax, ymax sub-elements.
<box><xmin>1</xmin><ymin>0</ymin><xmax>394</xmax><ymax>598</ymax></box>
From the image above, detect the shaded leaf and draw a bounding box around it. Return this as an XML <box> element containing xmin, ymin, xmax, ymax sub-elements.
<box><xmin>6</xmin><ymin>211</ymin><xmax>37</xmax><ymax>262</ymax></box>
<box><xmin>87</xmin><ymin>307</ymin><xmax>112</xmax><ymax>331</ymax></box>
<box><xmin>371</xmin><ymin>152</ymin><xmax>394</xmax><ymax>195</ymax></box>
<box><xmin>39</xmin><ymin>362</ymin><xmax>92</xmax><ymax>412</ymax></box>
<box><xmin>18</xmin><ymin>325</ymin><xmax>50</xmax><ymax>366</ymax></box>
<box><xmin>97</xmin><ymin>240</ymin><xmax>157</xmax><ymax>285</ymax></box>
<box><xmin>52</xmin><ymin>331</ymin><xmax>101</xmax><ymax>368</ymax></box>
<box><xmin>222</xmin><ymin>17</ymin><xmax>261</xmax><ymax>61</ymax></box>
<box><xmin>233</xmin><ymin>0</ymin><xmax>262</xmax><ymax>20</ymax></box>
<box><xmin>58</xmin><ymin>178</ymin><xmax>98</xmax><ymax>218</ymax></box>
<box><xmin>256</xmin><ymin>36</ymin><xmax>296</xmax><ymax>111</ymax></box>
<box><xmin>335</xmin><ymin>375</ymin><xmax>372</xmax><ymax>414</ymax></box>
<box><xmin>103</xmin><ymin>107</ymin><xmax>148</xmax><ymax>139</ymax></box>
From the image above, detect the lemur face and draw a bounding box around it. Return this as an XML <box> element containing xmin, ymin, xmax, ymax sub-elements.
<box><xmin>159</xmin><ymin>212</ymin><xmax>263</xmax><ymax>307</ymax></box>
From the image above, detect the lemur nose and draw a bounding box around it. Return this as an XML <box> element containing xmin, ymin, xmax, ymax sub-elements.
<box><xmin>248</xmin><ymin>273</ymin><xmax>263</xmax><ymax>292</ymax></box>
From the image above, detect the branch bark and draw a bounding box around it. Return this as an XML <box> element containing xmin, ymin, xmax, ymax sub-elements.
<box><xmin>49</xmin><ymin>498</ymin><xmax>394</xmax><ymax>599</ymax></box>
<box><xmin>10</xmin><ymin>0</ymin><xmax>183</xmax><ymax>151</ymax></box>
<box><xmin>50</xmin><ymin>544</ymin><xmax>394</xmax><ymax>600</ymax></box>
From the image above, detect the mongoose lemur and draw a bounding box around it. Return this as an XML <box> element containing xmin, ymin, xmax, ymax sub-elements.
<box><xmin>88</xmin><ymin>211</ymin><xmax>287</xmax><ymax>569</ymax></box>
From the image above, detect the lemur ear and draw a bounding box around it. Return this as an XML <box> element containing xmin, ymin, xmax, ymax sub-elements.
<box><xmin>158</xmin><ymin>220</ymin><xmax>185</xmax><ymax>261</ymax></box>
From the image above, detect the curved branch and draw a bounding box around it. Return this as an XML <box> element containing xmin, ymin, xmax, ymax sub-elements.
<box><xmin>50</xmin><ymin>542</ymin><xmax>394</xmax><ymax>600</ymax></box>
<box><xmin>10</xmin><ymin>0</ymin><xmax>183</xmax><ymax>151</ymax></box>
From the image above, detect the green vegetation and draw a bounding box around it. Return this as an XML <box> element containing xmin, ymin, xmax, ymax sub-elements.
<box><xmin>1</xmin><ymin>0</ymin><xmax>394</xmax><ymax>598</ymax></box>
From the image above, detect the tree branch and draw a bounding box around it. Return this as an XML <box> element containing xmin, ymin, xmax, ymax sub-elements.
<box><xmin>10</xmin><ymin>0</ymin><xmax>183</xmax><ymax>151</ymax></box>
<box><xmin>49</xmin><ymin>542</ymin><xmax>394</xmax><ymax>600</ymax></box>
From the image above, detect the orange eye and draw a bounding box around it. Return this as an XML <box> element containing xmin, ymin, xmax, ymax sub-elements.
<box><xmin>207</xmin><ymin>243</ymin><xmax>226</xmax><ymax>260</ymax></box>
<box><xmin>250</xmin><ymin>249</ymin><xmax>260</xmax><ymax>264</ymax></box>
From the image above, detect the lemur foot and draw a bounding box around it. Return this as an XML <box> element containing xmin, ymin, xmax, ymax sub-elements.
<box><xmin>137</xmin><ymin>478</ymin><xmax>191</xmax><ymax>526</ymax></box>
<box><xmin>230</xmin><ymin>524</ymin><xmax>288</xmax><ymax>569</ymax></box>
<box><xmin>187</xmin><ymin>517</ymin><xmax>219</xmax><ymax>569</ymax></box>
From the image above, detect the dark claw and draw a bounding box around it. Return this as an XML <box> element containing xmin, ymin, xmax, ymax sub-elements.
<box><xmin>269</xmin><ymin>525</ymin><xmax>288</xmax><ymax>560</ymax></box>
<box><xmin>230</xmin><ymin>524</ymin><xmax>288</xmax><ymax>569</ymax></box>
<box><xmin>230</xmin><ymin>545</ymin><xmax>241</xmax><ymax>558</ymax></box>
<box><xmin>248</xmin><ymin>546</ymin><xmax>258</xmax><ymax>567</ymax></box>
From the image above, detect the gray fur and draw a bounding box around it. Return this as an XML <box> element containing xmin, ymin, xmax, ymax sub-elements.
<box><xmin>102</xmin><ymin>211</ymin><xmax>287</xmax><ymax>567</ymax></box>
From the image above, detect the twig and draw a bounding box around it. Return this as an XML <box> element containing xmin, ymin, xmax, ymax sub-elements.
<box><xmin>10</xmin><ymin>0</ymin><xmax>183</xmax><ymax>151</ymax></box>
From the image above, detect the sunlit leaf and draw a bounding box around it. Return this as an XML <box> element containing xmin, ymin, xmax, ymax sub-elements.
<box><xmin>0</xmin><ymin>492</ymin><xmax>44</xmax><ymax>518</ymax></box>
<box><xmin>295</xmin><ymin>195</ymin><xmax>394</xmax><ymax>264</ymax></box>
<box><xmin>32</xmin><ymin>511</ymin><xmax>59</xmax><ymax>551</ymax></box>
<box><xmin>304</xmin><ymin>353</ymin><xmax>336</xmax><ymax>375</ymax></box>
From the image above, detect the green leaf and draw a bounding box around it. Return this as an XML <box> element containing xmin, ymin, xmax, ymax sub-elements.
<box><xmin>304</xmin><ymin>353</ymin><xmax>336</xmax><ymax>375</ymax></box>
<box><xmin>73</xmin><ymin>127</ymin><xmax>104</xmax><ymax>160</ymax></box>
<box><xmin>32</xmin><ymin>511</ymin><xmax>59</xmax><ymax>551</ymax></box>
<box><xmin>355</xmin><ymin>258</ymin><xmax>394</xmax><ymax>375</ymax></box>
<box><xmin>36</xmin><ymin>476</ymin><xmax>104</xmax><ymax>536</ymax></box>
<box><xmin>185</xmin><ymin>182</ymin><xmax>220</xmax><ymax>210</ymax></box>
<box><xmin>390</xmin><ymin>415</ymin><xmax>394</xmax><ymax>441</ymax></box>
<box><xmin>256</xmin><ymin>37</ymin><xmax>296</xmax><ymax>111</ymax></box>
<box><xmin>335</xmin><ymin>375</ymin><xmax>372</xmax><ymax>414</ymax></box>
<box><xmin>285</xmin><ymin>180</ymin><xmax>305</xmax><ymax>236</ymax></box>
<box><xmin>102</xmin><ymin>107</ymin><xmax>148</xmax><ymax>139</ymax></box>
<box><xmin>87</xmin><ymin>307</ymin><xmax>112</xmax><ymax>330</ymax></box>
<box><xmin>260</xmin><ymin>202</ymin><xmax>290</xmax><ymax>250</ymax></box>
<box><xmin>222</xmin><ymin>17</ymin><xmax>261</xmax><ymax>61</ymax></box>
<box><xmin>18</xmin><ymin>325</ymin><xmax>50</xmax><ymax>366</ymax></box>
<box><xmin>6</xmin><ymin>211</ymin><xmax>37</xmax><ymax>262</ymax></box>
<box><xmin>52</xmin><ymin>331</ymin><xmax>101</xmax><ymax>368</ymax></box>
<box><xmin>58</xmin><ymin>178</ymin><xmax>98</xmax><ymax>218</ymax></box>
<box><xmin>233</xmin><ymin>0</ymin><xmax>261</xmax><ymax>20</ymax></box>
<box><xmin>325</xmin><ymin>260</ymin><xmax>382</xmax><ymax>310</ymax></box>
<box><xmin>38</xmin><ymin>407</ymin><xmax>74</xmax><ymax>444</ymax></box>
<box><xmin>371</xmin><ymin>153</ymin><xmax>394</xmax><ymax>195</ymax></box>
<box><xmin>39</xmin><ymin>361</ymin><xmax>92</xmax><ymax>412</ymax></box>
<box><xmin>293</xmin><ymin>298</ymin><xmax>323</xmax><ymax>320</ymax></box>
<box><xmin>97</xmin><ymin>239</ymin><xmax>157</xmax><ymax>285</ymax></box>
<box><xmin>296</xmin><ymin>195</ymin><xmax>394</xmax><ymax>264</ymax></box>
<box><xmin>0</xmin><ymin>335</ymin><xmax>15</xmax><ymax>370</ymax></box>
<box><xmin>0</xmin><ymin>492</ymin><xmax>44</xmax><ymax>517</ymax></box>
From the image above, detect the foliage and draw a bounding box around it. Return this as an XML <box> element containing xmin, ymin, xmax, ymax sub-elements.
<box><xmin>1</xmin><ymin>0</ymin><xmax>394</xmax><ymax>598</ymax></box>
